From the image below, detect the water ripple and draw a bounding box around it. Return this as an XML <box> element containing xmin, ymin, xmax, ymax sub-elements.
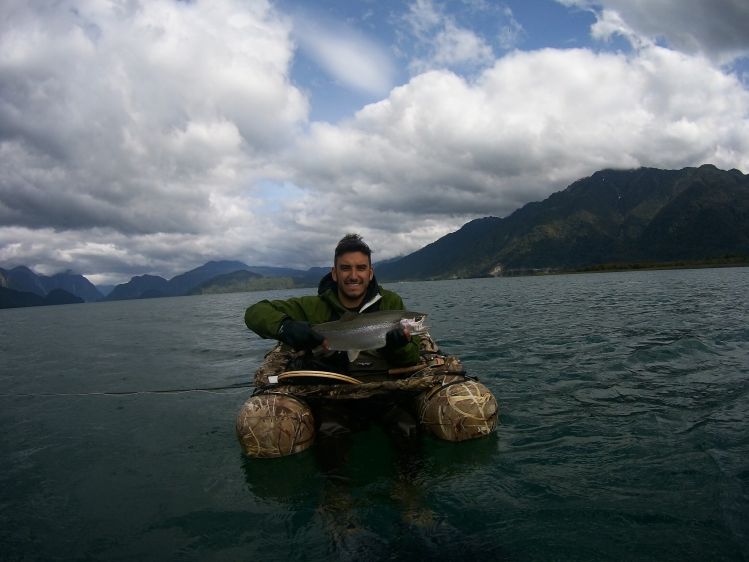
<box><xmin>2</xmin><ymin>269</ymin><xmax>748</xmax><ymax>560</ymax></box>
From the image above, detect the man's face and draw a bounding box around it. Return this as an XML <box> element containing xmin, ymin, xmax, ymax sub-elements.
<box><xmin>331</xmin><ymin>251</ymin><xmax>373</xmax><ymax>307</ymax></box>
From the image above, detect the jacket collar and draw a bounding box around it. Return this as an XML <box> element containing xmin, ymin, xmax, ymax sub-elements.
<box><xmin>318</xmin><ymin>271</ymin><xmax>382</xmax><ymax>313</ymax></box>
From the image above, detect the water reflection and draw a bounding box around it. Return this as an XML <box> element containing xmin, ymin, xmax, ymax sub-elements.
<box><xmin>240</xmin><ymin>404</ymin><xmax>500</xmax><ymax>560</ymax></box>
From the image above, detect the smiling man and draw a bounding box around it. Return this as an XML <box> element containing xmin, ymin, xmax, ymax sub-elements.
<box><xmin>332</xmin><ymin>247</ymin><xmax>373</xmax><ymax>309</ymax></box>
<box><xmin>244</xmin><ymin>235</ymin><xmax>430</xmax><ymax>518</ymax></box>
<box><xmin>244</xmin><ymin>233</ymin><xmax>420</xmax><ymax>375</ymax></box>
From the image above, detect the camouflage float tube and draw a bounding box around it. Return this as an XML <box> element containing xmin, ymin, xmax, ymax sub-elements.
<box><xmin>236</xmin><ymin>334</ymin><xmax>499</xmax><ymax>458</ymax></box>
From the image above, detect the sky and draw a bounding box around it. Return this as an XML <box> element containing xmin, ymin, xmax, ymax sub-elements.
<box><xmin>1</xmin><ymin>0</ymin><xmax>749</xmax><ymax>286</ymax></box>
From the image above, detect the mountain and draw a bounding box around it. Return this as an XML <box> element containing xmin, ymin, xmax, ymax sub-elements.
<box><xmin>188</xmin><ymin>270</ymin><xmax>298</xmax><ymax>294</ymax></box>
<box><xmin>102</xmin><ymin>261</ymin><xmax>326</xmax><ymax>301</ymax></box>
<box><xmin>376</xmin><ymin>165</ymin><xmax>749</xmax><ymax>280</ymax></box>
<box><xmin>167</xmin><ymin>261</ymin><xmax>327</xmax><ymax>295</ymax></box>
<box><xmin>105</xmin><ymin>274</ymin><xmax>170</xmax><ymax>301</ymax></box>
<box><xmin>245</xmin><ymin>265</ymin><xmax>304</xmax><ymax>277</ymax></box>
<box><xmin>303</xmin><ymin>267</ymin><xmax>330</xmax><ymax>283</ymax></box>
<box><xmin>42</xmin><ymin>288</ymin><xmax>85</xmax><ymax>306</ymax></box>
<box><xmin>40</xmin><ymin>271</ymin><xmax>102</xmax><ymax>302</ymax></box>
<box><xmin>97</xmin><ymin>285</ymin><xmax>116</xmax><ymax>297</ymax></box>
<box><xmin>0</xmin><ymin>286</ymin><xmax>44</xmax><ymax>308</ymax></box>
<box><xmin>188</xmin><ymin>269</ymin><xmax>261</xmax><ymax>295</ymax></box>
<box><xmin>9</xmin><ymin>164</ymin><xmax>745</xmax><ymax>299</ymax></box>
<box><xmin>0</xmin><ymin>260</ymin><xmax>325</xmax><ymax>305</ymax></box>
<box><xmin>0</xmin><ymin>266</ymin><xmax>48</xmax><ymax>296</ymax></box>
<box><xmin>0</xmin><ymin>266</ymin><xmax>103</xmax><ymax>302</ymax></box>
<box><xmin>0</xmin><ymin>286</ymin><xmax>83</xmax><ymax>309</ymax></box>
<box><xmin>166</xmin><ymin>260</ymin><xmax>253</xmax><ymax>296</ymax></box>
<box><xmin>243</xmin><ymin>265</ymin><xmax>328</xmax><ymax>285</ymax></box>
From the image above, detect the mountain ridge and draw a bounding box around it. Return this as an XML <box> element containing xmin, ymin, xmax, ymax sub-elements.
<box><xmin>102</xmin><ymin>261</ymin><xmax>327</xmax><ymax>301</ymax></box>
<box><xmin>375</xmin><ymin>164</ymin><xmax>749</xmax><ymax>280</ymax></box>
<box><xmin>3</xmin><ymin>164</ymin><xmax>748</xmax><ymax>307</ymax></box>
<box><xmin>0</xmin><ymin>286</ymin><xmax>84</xmax><ymax>309</ymax></box>
<box><xmin>0</xmin><ymin>266</ymin><xmax>102</xmax><ymax>302</ymax></box>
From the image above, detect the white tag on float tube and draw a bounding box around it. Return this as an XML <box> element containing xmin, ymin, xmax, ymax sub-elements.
<box><xmin>268</xmin><ymin>375</ymin><xmax>279</xmax><ymax>384</ymax></box>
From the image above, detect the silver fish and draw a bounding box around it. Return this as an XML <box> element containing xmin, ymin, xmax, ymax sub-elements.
<box><xmin>313</xmin><ymin>310</ymin><xmax>428</xmax><ymax>361</ymax></box>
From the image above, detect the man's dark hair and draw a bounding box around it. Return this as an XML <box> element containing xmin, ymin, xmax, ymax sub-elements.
<box><xmin>334</xmin><ymin>233</ymin><xmax>372</xmax><ymax>264</ymax></box>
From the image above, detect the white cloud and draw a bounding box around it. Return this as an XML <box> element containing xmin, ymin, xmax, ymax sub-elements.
<box><xmin>291</xmin><ymin>14</ymin><xmax>396</xmax><ymax>96</ymax></box>
<box><xmin>589</xmin><ymin>9</ymin><xmax>652</xmax><ymax>50</ymax></box>
<box><xmin>1</xmin><ymin>0</ymin><xmax>749</xmax><ymax>284</ymax></box>
<box><xmin>498</xmin><ymin>6</ymin><xmax>526</xmax><ymax>50</ymax></box>
<box><xmin>405</xmin><ymin>0</ymin><xmax>495</xmax><ymax>73</ymax></box>
<box><xmin>431</xmin><ymin>21</ymin><xmax>495</xmax><ymax>68</ymax></box>
<box><xmin>562</xmin><ymin>0</ymin><xmax>749</xmax><ymax>64</ymax></box>
<box><xmin>288</xmin><ymin>45</ymin><xmax>749</xmax><ymax>258</ymax></box>
<box><xmin>0</xmin><ymin>0</ymin><xmax>309</xmax><ymax>279</ymax></box>
<box><xmin>404</xmin><ymin>0</ymin><xmax>443</xmax><ymax>37</ymax></box>
<box><xmin>0</xmin><ymin>0</ymin><xmax>306</xmax><ymax>227</ymax></box>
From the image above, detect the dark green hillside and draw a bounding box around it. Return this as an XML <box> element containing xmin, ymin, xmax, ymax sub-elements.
<box><xmin>105</xmin><ymin>274</ymin><xmax>170</xmax><ymax>301</ymax></box>
<box><xmin>41</xmin><ymin>272</ymin><xmax>102</xmax><ymax>302</ymax></box>
<box><xmin>637</xmin><ymin>166</ymin><xmax>749</xmax><ymax>261</ymax></box>
<box><xmin>0</xmin><ymin>266</ymin><xmax>102</xmax><ymax>302</ymax></box>
<box><xmin>99</xmin><ymin>261</ymin><xmax>323</xmax><ymax>301</ymax></box>
<box><xmin>42</xmin><ymin>289</ymin><xmax>84</xmax><ymax>305</ymax></box>
<box><xmin>0</xmin><ymin>286</ymin><xmax>44</xmax><ymax>308</ymax></box>
<box><xmin>0</xmin><ymin>286</ymin><xmax>83</xmax><ymax>309</ymax></box>
<box><xmin>376</xmin><ymin>165</ymin><xmax>749</xmax><ymax>280</ymax></box>
<box><xmin>375</xmin><ymin>216</ymin><xmax>503</xmax><ymax>280</ymax></box>
<box><xmin>189</xmin><ymin>270</ymin><xmax>299</xmax><ymax>294</ymax></box>
<box><xmin>167</xmin><ymin>260</ymin><xmax>252</xmax><ymax>296</ymax></box>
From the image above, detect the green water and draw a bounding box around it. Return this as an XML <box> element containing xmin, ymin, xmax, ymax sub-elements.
<box><xmin>1</xmin><ymin>269</ymin><xmax>748</xmax><ymax>560</ymax></box>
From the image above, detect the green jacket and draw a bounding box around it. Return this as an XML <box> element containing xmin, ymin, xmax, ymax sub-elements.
<box><xmin>244</xmin><ymin>274</ymin><xmax>420</xmax><ymax>367</ymax></box>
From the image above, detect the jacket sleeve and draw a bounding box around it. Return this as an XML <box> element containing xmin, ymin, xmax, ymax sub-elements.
<box><xmin>244</xmin><ymin>296</ymin><xmax>319</xmax><ymax>340</ymax></box>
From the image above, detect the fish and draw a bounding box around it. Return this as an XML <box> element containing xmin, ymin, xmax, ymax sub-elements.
<box><xmin>313</xmin><ymin>310</ymin><xmax>428</xmax><ymax>362</ymax></box>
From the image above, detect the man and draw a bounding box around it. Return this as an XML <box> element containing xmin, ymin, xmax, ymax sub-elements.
<box><xmin>245</xmin><ymin>235</ymin><xmax>427</xmax><ymax>527</ymax></box>
<box><xmin>244</xmin><ymin>233</ymin><xmax>420</xmax><ymax>376</ymax></box>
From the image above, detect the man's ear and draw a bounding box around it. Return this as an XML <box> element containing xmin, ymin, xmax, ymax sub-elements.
<box><xmin>331</xmin><ymin>266</ymin><xmax>338</xmax><ymax>282</ymax></box>
<box><xmin>369</xmin><ymin>267</ymin><xmax>374</xmax><ymax>280</ymax></box>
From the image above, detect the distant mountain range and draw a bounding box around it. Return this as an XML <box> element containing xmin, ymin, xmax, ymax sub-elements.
<box><xmin>187</xmin><ymin>270</ymin><xmax>298</xmax><ymax>295</ymax></box>
<box><xmin>0</xmin><ymin>260</ymin><xmax>327</xmax><ymax>309</ymax></box>
<box><xmin>376</xmin><ymin>164</ymin><xmax>749</xmax><ymax>280</ymax></box>
<box><xmin>2</xmin><ymin>164</ymin><xmax>748</xmax><ymax>309</ymax></box>
<box><xmin>103</xmin><ymin>261</ymin><xmax>328</xmax><ymax>301</ymax></box>
<box><xmin>0</xmin><ymin>286</ymin><xmax>84</xmax><ymax>309</ymax></box>
<box><xmin>0</xmin><ymin>266</ymin><xmax>99</xmax><ymax>308</ymax></box>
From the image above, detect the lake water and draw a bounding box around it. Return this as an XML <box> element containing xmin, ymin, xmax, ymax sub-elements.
<box><xmin>1</xmin><ymin>268</ymin><xmax>748</xmax><ymax>561</ymax></box>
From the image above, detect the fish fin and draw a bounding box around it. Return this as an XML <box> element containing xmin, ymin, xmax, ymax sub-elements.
<box><xmin>347</xmin><ymin>349</ymin><xmax>361</xmax><ymax>362</ymax></box>
<box><xmin>339</xmin><ymin>311</ymin><xmax>358</xmax><ymax>322</ymax></box>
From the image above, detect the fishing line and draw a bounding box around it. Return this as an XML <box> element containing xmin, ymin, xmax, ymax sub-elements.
<box><xmin>0</xmin><ymin>381</ymin><xmax>253</xmax><ymax>398</ymax></box>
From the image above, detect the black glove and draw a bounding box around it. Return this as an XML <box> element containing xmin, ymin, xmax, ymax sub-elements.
<box><xmin>385</xmin><ymin>327</ymin><xmax>410</xmax><ymax>348</ymax></box>
<box><xmin>278</xmin><ymin>319</ymin><xmax>325</xmax><ymax>350</ymax></box>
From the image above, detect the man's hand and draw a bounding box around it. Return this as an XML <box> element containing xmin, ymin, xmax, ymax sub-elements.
<box><xmin>385</xmin><ymin>326</ymin><xmax>411</xmax><ymax>348</ymax></box>
<box><xmin>278</xmin><ymin>319</ymin><xmax>325</xmax><ymax>350</ymax></box>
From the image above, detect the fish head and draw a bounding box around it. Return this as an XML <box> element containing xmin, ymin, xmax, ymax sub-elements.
<box><xmin>400</xmin><ymin>311</ymin><xmax>428</xmax><ymax>335</ymax></box>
